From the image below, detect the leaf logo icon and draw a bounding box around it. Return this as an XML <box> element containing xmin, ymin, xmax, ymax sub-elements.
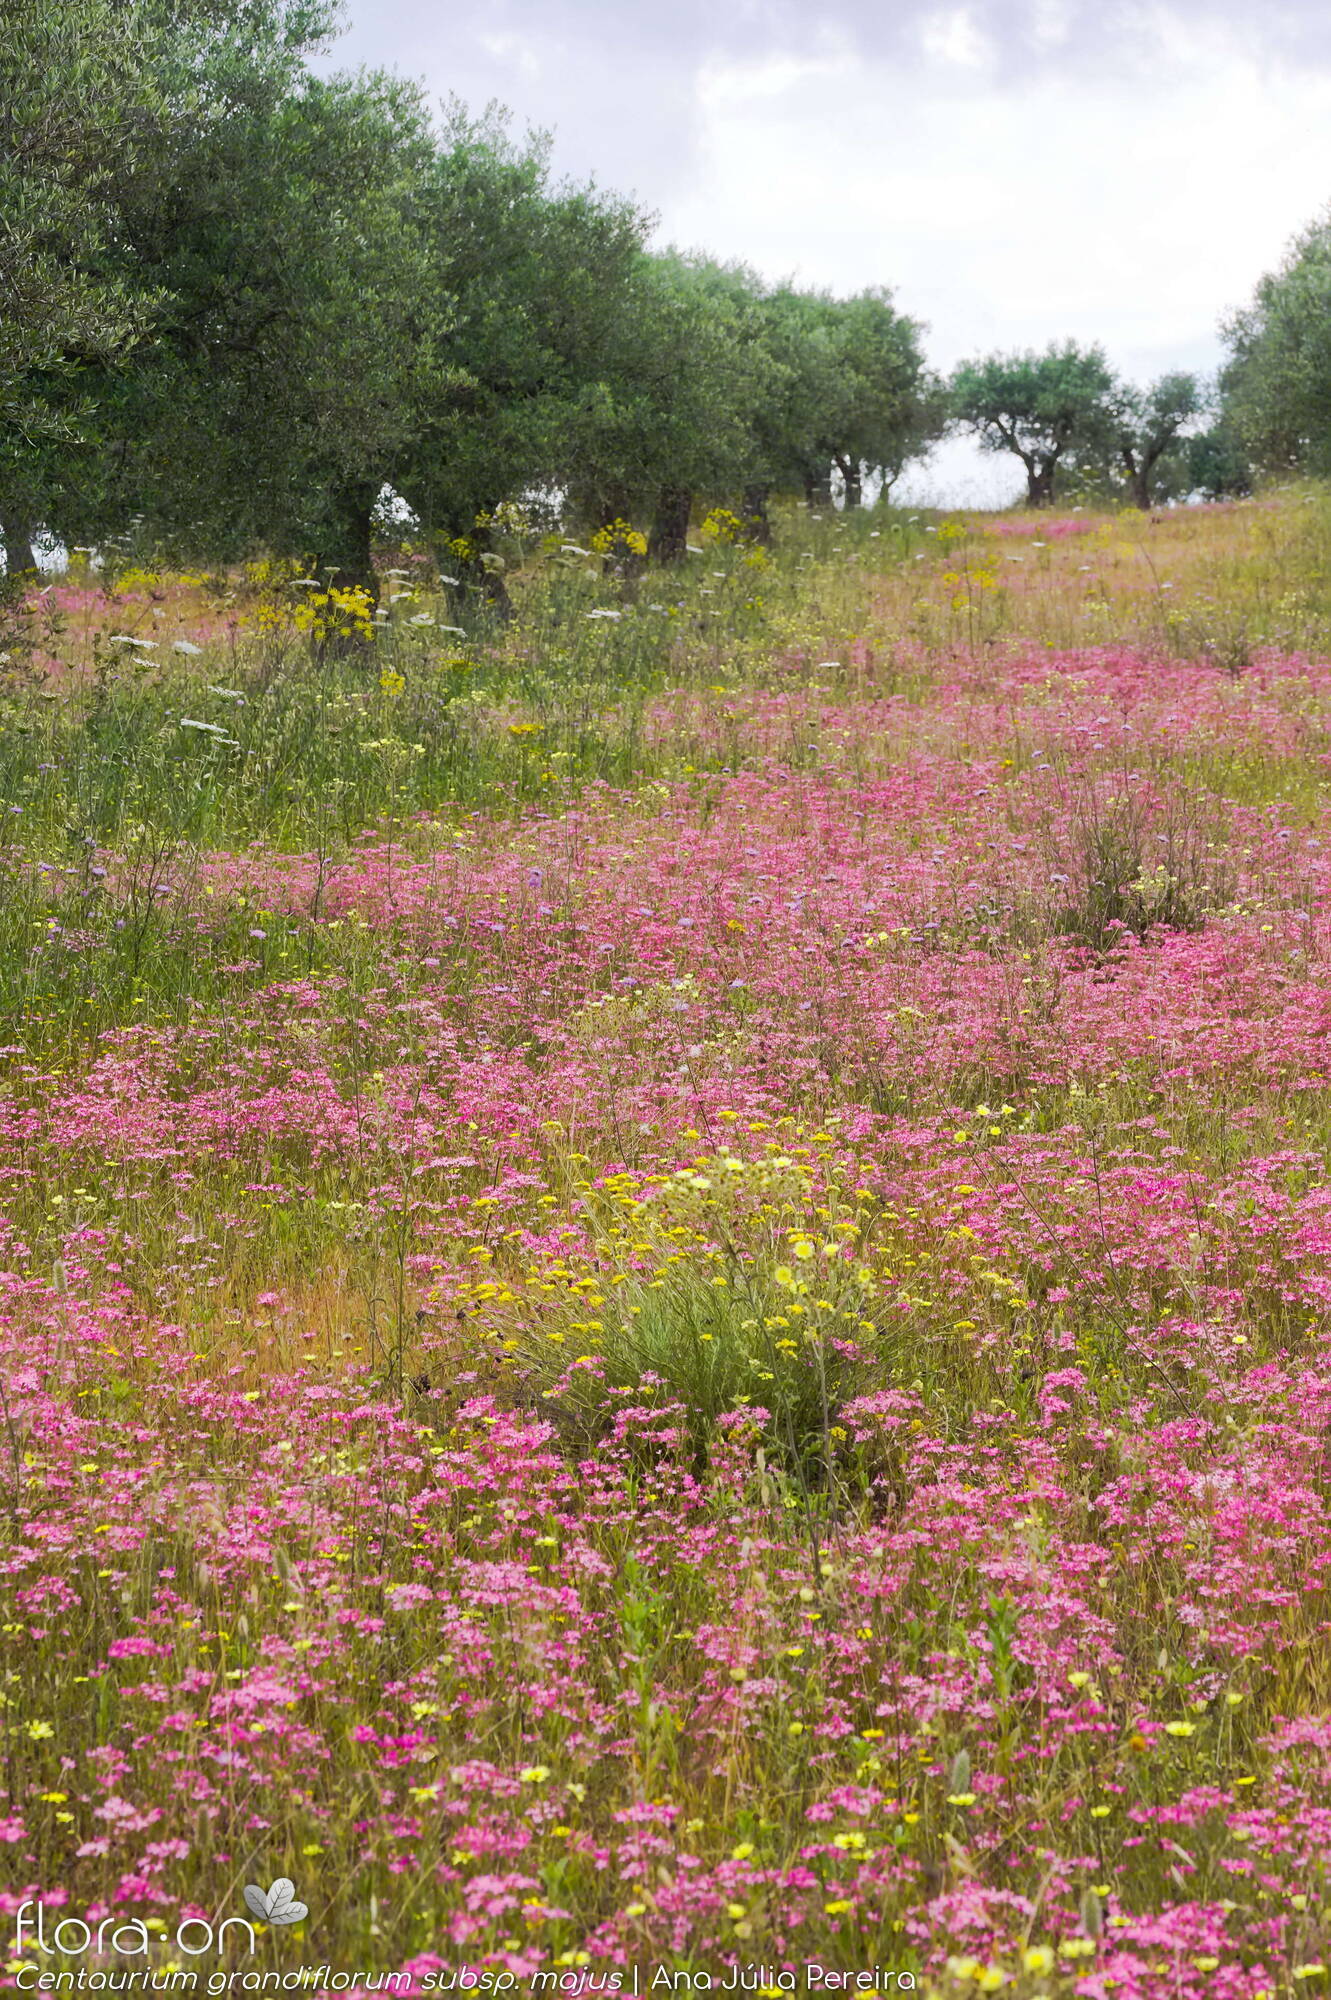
<box><xmin>243</xmin><ymin>1879</ymin><xmax>308</xmax><ymax>1925</ymax></box>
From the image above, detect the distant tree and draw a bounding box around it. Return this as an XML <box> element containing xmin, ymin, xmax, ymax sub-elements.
<box><xmin>658</xmin><ymin>258</ymin><xmax>787</xmax><ymax>544</ymax></box>
<box><xmin>950</xmin><ymin>342</ymin><xmax>1118</xmax><ymax>507</ymax></box>
<box><xmin>1111</xmin><ymin>372</ymin><xmax>1203</xmax><ymax>509</ymax></box>
<box><xmin>1186</xmin><ymin>420</ymin><xmax>1252</xmax><ymax>501</ymax></box>
<box><xmin>823</xmin><ymin>290</ymin><xmax>944</xmax><ymax>508</ymax></box>
<box><xmin>745</xmin><ymin>287</ymin><xmax>841</xmax><ymax>509</ymax></box>
<box><xmin>637</xmin><ymin>257</ymin><xmax>766</xmax><ymax>561</ymax></box>
<box><xmin>40</xmin><ymin>89</ymin><xmax>650</xmax><ymax>598</ymax></box>
<box><xmin>562</xmin><ymin>251</ymin><xmax>764</xmax><ymax>561</ymax></box>
<box><xmin>395</xmin><ymin>109</ymin><xmax>648</xmax><ymax>600</ymax></box>
<box><xmin>746</xmin><ymin>287</ymin><xmax>942</xmax><ymax>512</ymax></box>
<box><xmin>1221</xmin><ymin>210</ymin><xmax>1331</xmax><ymax>477</ymax></box>
<box><xmin>876</xmin><ymin>370</ymin><xmax>952</xmax><ymax>501</ymax></box>
<box><xmin>12</xmin><ymin>70</ymin><xmax>665</xmax><ymax>595</ymax></box>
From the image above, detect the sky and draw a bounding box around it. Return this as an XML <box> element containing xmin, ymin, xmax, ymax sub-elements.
<box><xmin>320</xmin><ymin>0</ymin><xmax>1331</xmax><ymax>504</ymax></box>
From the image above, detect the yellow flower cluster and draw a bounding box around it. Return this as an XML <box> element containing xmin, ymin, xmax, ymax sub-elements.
<box><xmin>591</xmin><ymin>519</ymin><xmax>647</xmax><ymax>559</ymax></box>
<box><xmin>292</xmin><ymin>585</ymin><xmax>375</xmax><ymax>644</ymax></box>
<box><xmin>112</xmin><ymin>566</ymin><xmax>210</xmax><ymax>596</ymax></box>
<box><xmin>243</xmin><ymin>556</ymin><xmax>303</xmax><ymax>592</ymax></box>
<box><xmin>701</xmin><ymin>508</ymin><xmax>743</xmax><ymax>545</ymax></box>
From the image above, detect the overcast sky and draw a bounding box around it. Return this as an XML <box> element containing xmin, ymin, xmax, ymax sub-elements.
<box><xmin>323</xmin><ymin>1</ymin><xmax>1331</xmax><ymax>503</ymax></box>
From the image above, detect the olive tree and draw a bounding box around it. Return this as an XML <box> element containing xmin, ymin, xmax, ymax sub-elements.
<box><xmin>1221</xmin><ymin>209</ymin><xmax>1331</xmax><ymax>477</ymax></box>
<box><xmin>951</xmin><ymin>342</ymin><xmax>1118</xmax><ymax>507</ymax></box>
<box><xmin>20</xmin><ymin>63</ymin><xmax>443</xmax><ymax>591</ymax></box>
<box><xmin>1112</xmin><ymin>373</ymin><xmax>1204</xmax><ymax>509</ymax></box>
<box><xmin>0</xmin><ymin>0</ymin><xmax>333</xmax><ymax>570</ymax></box>
<box><xmin>560</xmin><ymin>251</ymin><xmax>766</xmax><ymax>560</ymax></box>
<box><xmin>394</xmin><ymin>109</ymin><xmax>648</xmax><ymax>597</ymax></box>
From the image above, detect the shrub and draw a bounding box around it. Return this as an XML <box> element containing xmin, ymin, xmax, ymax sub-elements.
<box><xmin>516</xmin><ymin>1263</ymin><xmax>871</xmax><ymax>1479</ymax></box>
<box><xmin>1051</xmin><ymin>782</ymin><xmax>1234</xmax><ymax>948</ymax></box>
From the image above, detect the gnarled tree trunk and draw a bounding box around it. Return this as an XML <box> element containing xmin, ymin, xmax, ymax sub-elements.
<box><xmin>1120</xmin><ymin>446</ymin><xmax>1151</xmax><ymax>510</ymax></box>
<box><xmin>1025</xmin><ymin>458</ymin><xmax>1057</xmax><ymax>508</ymax></box>
<box><xmin>567</xmin><ymin>482</ymin><xmax>635</xmax><ymax>540</ymax></box>
<box><xmin>1</xmin><ymin>517</ymin><xmax>39</xmax><ymax>577</ymax></box>
<box><xmin>833</xmin><ymin>453</ymin><xmax>863</xmax><ymax>509</ymax></box>
<box><xmin>649</xmin><ymin>486</ymin><xmax>692</xmax><ymax>564</ymax></box>
<box><xmin>321</xmin><ymin>484</ymin><xmax>380</xmax><ymax>602</ymax></box>
<box><xmin>740</xmin><ymin>483</ymin><xmax>772</xmax><ymax>546</ymax></box>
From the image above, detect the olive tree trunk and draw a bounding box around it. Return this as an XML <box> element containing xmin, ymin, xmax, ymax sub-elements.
<box><xmin>803</xmin><ymin>467</ymin><xmax>833</xmax><ymax>508</ymax></box>
<box><xmin>833</xmin><ymin>453</ymin><xmax>863</xmax><ymax>509</ymax></box>
<box><xmin>740</xmin><ymin>483</ymin><xmax>772</xmax><ymax>545</ymax></box>
<box><xmin>649</xmin><ymin>486</ymin><xmax>693</xmax><ymax>564</ymax></box>
<box><xmin>1</xmin><ymin>517</ymin><xmax>39</xmax><ymax>576</ymax></box>
<box><xmin>1025</xmin><ymin>458</ymin><xmax>1057</xmax><ymax>508</ymax></box>
<box><xmin>322</xmin><ymin>484</ymin><xmax>380</xmax><ymax>601</ymax></box>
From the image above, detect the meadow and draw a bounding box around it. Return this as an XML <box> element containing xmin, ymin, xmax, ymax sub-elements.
<box><xmin>6</xmin><ymin>492</ymin><xmax>1331</xmax><ymax>1995</ymax></box>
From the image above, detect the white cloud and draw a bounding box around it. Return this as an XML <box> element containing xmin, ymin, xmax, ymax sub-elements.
<box><xmin>695</xmin><ymin>46</ymin><xmax>853</xmax><ymax>109</ymax></box>
<box><xmin>918</xmin><ymin>7</ymin><xmax>993</xmax><ymax>68</ymax></box>
<box><xmin>659</xmin><ymin>40</ymin><xmax>1331</xmax><ymax>377</ymax></box>
<box><xmin>475</xmin><ymin>31</ymin><xmax>541</xmax><ymax>79</ymax></box>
